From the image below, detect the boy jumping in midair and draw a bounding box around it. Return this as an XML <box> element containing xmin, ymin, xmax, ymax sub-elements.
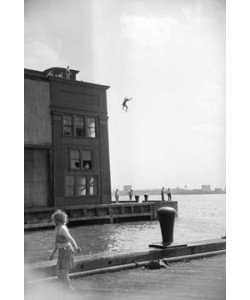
<box><xmin>122</xmin><ymin>97</ymin><xmax>132</xmax><ymax>112</ymax></box>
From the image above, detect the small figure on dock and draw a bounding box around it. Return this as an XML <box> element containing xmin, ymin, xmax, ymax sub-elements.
<box><xmin>122</xmin><ymin>97</ymin><xmax>132</xmax><ymax>112</ymax></box>
<box><xmin>167</xmin><ymin>188</ymin><xmax>172</xmax><ymax>201</ymax></box>
<box><xmin>66</xmin><ymin>66</ymin><xmax>71</xmax><ymax>79</ymax></box>
<box><xmin>115</xmin><ymin>189</ymin><xmax>119</xmax><ymax>202</ymax></box>
<box><xmin>128</xmin><ymin>189</ymin><xmax>133</xmax><ymax>201</ymax></box>
<box><xmin>161</xmin><ymin>187</ymin><xmax>165</xmax><ymax>201</ymax></box>
<box><xmin>50</xmin><ymin>210</ymin><xmax>81</xmax><ymax>292</ymax></box>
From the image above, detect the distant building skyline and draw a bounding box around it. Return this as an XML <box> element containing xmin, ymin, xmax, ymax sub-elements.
<box><xmin>123</xmin><ymin>185</ymin><xmax>132</xmax><ymax>192</ymax></box>
<box><xmin>201</xmin><ymin>185</ymin><xmax>211</xmax><ymax>192</ymax></box>
<box><xmin>119</xmin><ymin>184</ymin><xmax>225</xmax><ymax>191</ymax></box>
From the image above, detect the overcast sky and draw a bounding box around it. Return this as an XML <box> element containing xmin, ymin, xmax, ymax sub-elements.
<box><xmin>24</xmin><ymin>0</ymin><xmax>225</xmax><ymax>190</ymax></box>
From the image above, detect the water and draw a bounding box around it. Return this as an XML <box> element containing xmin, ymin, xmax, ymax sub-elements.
<box><xmin>24</xmin><ymin>194</ymin><xmax>225</xmax><ymax>264</ymax></box>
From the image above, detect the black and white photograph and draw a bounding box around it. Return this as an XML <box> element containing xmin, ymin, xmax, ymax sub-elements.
<box><xmin>8</xmin><ymin>0</ymin><xmax>249</xmax><ymax>298</ymax></box>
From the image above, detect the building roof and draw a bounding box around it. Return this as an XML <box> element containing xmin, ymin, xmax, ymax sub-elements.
<box><xmin>24</xmin><ymin>67</ymin><xmax>110</xmax><ymax>89</ymax></box>
<box><xmin>43</xmin><ymin>67</ymin><xmax>79</xmax><ymax>80</ymax></box>
<box><xmin>24</xmin><ymin>68</ymin><xmax>48</xmax><ymax>80</ymax></box>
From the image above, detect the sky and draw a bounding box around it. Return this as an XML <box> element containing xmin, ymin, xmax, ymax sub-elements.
<box><xmin>24</xmin><ymin>0</ymin><xmax>226</xmax><ymax>190</ymax></box>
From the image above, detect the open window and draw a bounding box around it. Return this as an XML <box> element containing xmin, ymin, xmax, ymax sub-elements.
<box><xmin>82</xmin><ymin>151</ymin><xmax>92</xmax><ymax>170</ymax></box>
<box><xmin>69</xmin><ymin>149</ymin><xmax>92</xmax><ymax>170</ymax></box>
<box><xmin>70</xmin><ymin>150</ymin><xmax>80</xmax><ymax>170</ymax></box>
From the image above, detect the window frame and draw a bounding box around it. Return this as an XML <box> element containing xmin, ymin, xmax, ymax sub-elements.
<box><xmin>85</xmin><ymin>117</ymin><xmax>96</xmax><ymax>138</ymax></box>
<box><xmin>88</xmin><ymin>175</ymin><xmax>98</xmax><ymax>195</ymax></box>
<box><xmin>69</xmin><ymin>148</ymin><xmax>93</xmax><ymax>171</ymax></box>
<box><xmin>76</xmin><ymin>175</ymin><xmax>87</xmax><ymax>196</ymax></box>
<box><xmin>69</xmin><ymin>149</ymin><xmax>81</xmax><ymax>170</ymax></box>
<box><xmin>62</xmin><ymin>114</ymin><xmax>97</xmax><ymax>139</ymax></box>
<box><xmin>63</xmin><ymin>114</ymin><xmax>74</xmax><ymax>137</ymax></box>
<box><xmin>75</xmin><ymin>115</ymin><xmax>85</xmax><ymax>137</ymax></box>
<box><xmin>64</xmin><ymin>174</ymin><xmax>99</xmax><ymax>197</ymax></box>
<box><xmin>82</xmin><ymin>150</ymin><xmax>92</xmax><ymax>170</ymax></box>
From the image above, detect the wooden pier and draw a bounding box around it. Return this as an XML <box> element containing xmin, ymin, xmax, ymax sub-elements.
<box><xmin>24</xmin><ymin>201</ymin><xmax>178</xmax><ymax>230</ymax></box>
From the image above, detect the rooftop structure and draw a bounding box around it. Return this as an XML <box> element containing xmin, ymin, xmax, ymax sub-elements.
<box><xmin>43</xmin><ymin>67</ymin><xmax>79</xmax><ymax>80</ymax></box>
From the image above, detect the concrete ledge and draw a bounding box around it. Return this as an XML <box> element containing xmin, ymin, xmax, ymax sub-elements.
<box><xmin>70</xmin><ymin>249</ymin><xmax>226</xmax><ymax>278</ymax></box>
<box><xmin>26</xmin><ymin>249</ymin><xmax>226</xmax><ymax>285</ymax></box>
<box><xmin>25</xmin><ymin>238</ymin><xmax>226</xmax><ymax>283</ymax></box>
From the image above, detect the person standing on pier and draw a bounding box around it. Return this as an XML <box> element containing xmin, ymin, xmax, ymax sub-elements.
<box><xmin>50</xmin><ymin>210</ymin><xmax>81</xmax><ymax>292</ymax></box>
<box><xmin>128</xmin><ymin>189</ymin><xmax>133</xmax><ymax>201</ymax></box>
<box><xmin>161</xmin><ymin>187</ymin><xmax>165</xmax><ymax>201</ymax></box>
<box><xmin>167</xmin><ymin>188</ymin><xmax>172</xmax><ymax>201</ymax></box>
<box><xmin>115</xmin><ymin>189</ymin><xmax>119</xmax><ymax>202</ymax></box>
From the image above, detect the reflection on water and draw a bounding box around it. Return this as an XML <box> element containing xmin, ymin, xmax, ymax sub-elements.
<box><xmin>24</xmin><ymin>194</ymin><xmax>225</xmax><ymax>264</ymax></box>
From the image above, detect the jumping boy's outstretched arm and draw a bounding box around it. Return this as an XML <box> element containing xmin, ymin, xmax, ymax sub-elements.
<box><xmin>60</xmin><ymin>226</ymin><xmax>81</xmax><ymax>252</ymax></box>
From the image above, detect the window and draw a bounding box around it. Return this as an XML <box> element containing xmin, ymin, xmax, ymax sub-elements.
<box><xmin>82</xmin><ymin>151</ymin><xmax>92</xmax><ymax>170</ymax></box>
<box><xmin>63</xmin><ymin>115</ymin><xmax>73</xmax><ymax>136</ymax></box>
<box><xmin>62</xmin><ymin>115</ymin><xmax>96</xmax><ymax>138</ymax></box>
<box><xmin>86</xmin><ymin>118</ymin><xmax>96</xmax><ymax>138</ymax></box>
<box><xmin>77</xmin><ymin>176</ymin><xmax>87</xmax><ymax>196</ymax></box>
<box><xmin>65</xmin><ymin>175</ymin><xmax>98</xmax><ymax>196</ymax></box>
<box><xmin>89</xmin><ymin>175</ymin><xmax>98</xmax><ymax>195</ymax></box>
<box><xmin>65</xmin><ymin>175</ymin><xmax>74</xmax><ymax>196</ymax></box>
<box><xmin>69</xmin><ymin>149</ymin><xmax>92</xmax><ymax>171</ymax></box>
<box><xmin>70</xmin><ymin>150</ymin><xmax>80</xmax><ymax>170</ymax></box>
<box><xmin>75</xmin><ymin>116</ymin><xmax>84</xmax><ymax>137</ymax></box>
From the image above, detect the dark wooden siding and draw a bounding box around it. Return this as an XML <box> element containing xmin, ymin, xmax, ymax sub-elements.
<box><xmin>24</xmin><ymin>148</ymin><xmax>50</xmax><ymax>208</ymax></box>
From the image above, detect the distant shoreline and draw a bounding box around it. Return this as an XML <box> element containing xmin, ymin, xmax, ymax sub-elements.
<box><xmin>117</xmin><ymin>190</ymin><xmax>226</xmax><ymax>196</ymax></box>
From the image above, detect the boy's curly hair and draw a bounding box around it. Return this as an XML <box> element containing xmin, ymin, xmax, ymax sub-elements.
<box><xmin>51</xmin><ymin>210</ymin><xmax>68</xmax><ymax>225</ymax></box>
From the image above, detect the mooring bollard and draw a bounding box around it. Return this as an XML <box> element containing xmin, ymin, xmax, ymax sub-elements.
<box><xmin>135</xmin><ymin>195</ymin><xmax>140</xmax><ymax>202</ymax></box>
<box><xmin>157</xmin><ymin>206</ymin><xmax>176</xmax><ymax>246</ymax></box>
<box><xmin>149</xmin><ymin>206</ymin><xmax>186</xmax><ymax>248</ymax></box>
<box><xmin>144</xmin><ymin>194</ymin><xmax>148</xmax><ymax>202</ymax></box>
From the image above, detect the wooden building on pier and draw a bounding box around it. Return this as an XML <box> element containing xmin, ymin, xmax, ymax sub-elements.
<box><xmin>24</xmin><ymin>67</ymin><xmax>112</xmax><ymax>209</ymax></box>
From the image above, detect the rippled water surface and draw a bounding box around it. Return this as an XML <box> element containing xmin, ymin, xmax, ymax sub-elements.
<box><xmin>24</xmin><ymin>194</ymin><xmax>226</xmax><ymax>264</ymax></box>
